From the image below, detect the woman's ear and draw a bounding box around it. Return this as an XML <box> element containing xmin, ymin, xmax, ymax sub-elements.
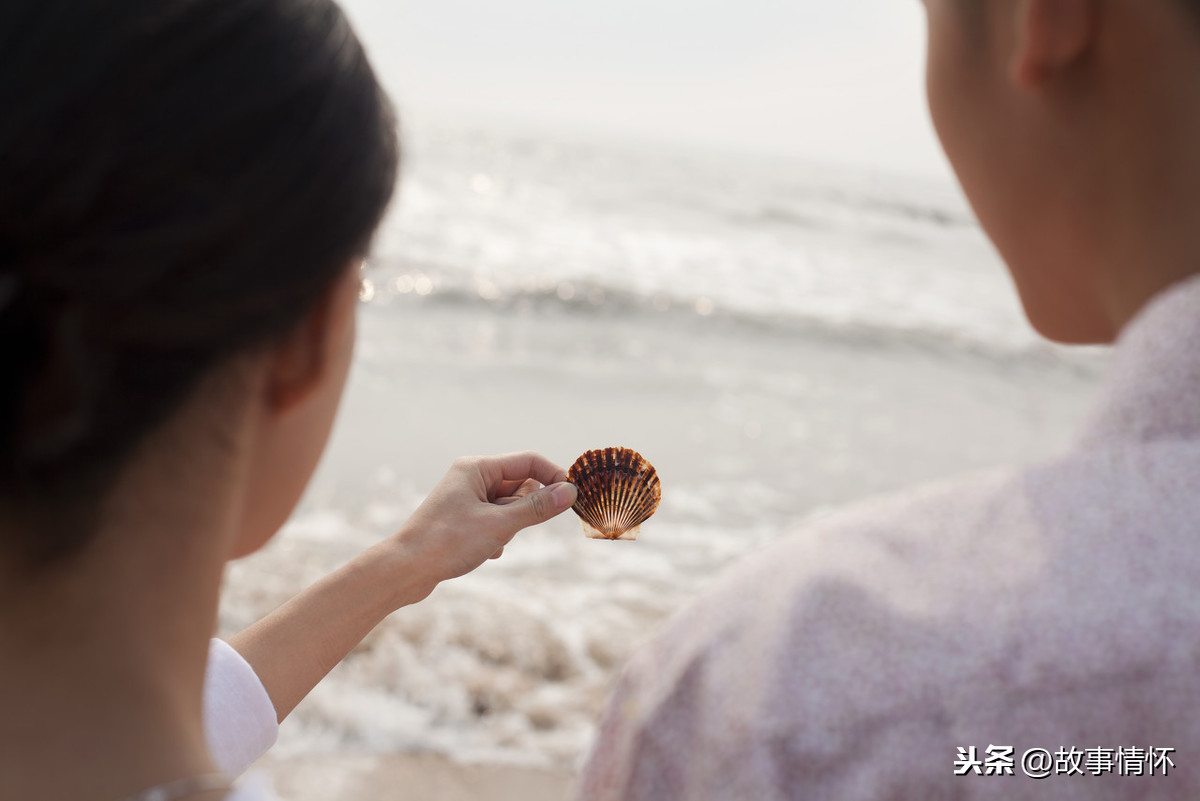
<box><xmin>264</xmin><ymin>262</ymin><xmax>362</xmax><ymax>414</ymax></box>
<box><xmin>1011</xmin><ymin>0</ymin><xmax>1098</xmax><ymax>90</ymax></box>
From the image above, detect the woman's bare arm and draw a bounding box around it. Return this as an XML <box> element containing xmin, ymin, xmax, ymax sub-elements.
<box><xmin>226</xmin><ymin>451</ymin><xmax>576</xmax><ymax>722</ymax></box>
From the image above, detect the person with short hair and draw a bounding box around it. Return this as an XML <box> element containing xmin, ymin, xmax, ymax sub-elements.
<box><xmin>579</xmin><ymin>1</ymin><xmax>1200</xmax><ymax>797</ymax></box>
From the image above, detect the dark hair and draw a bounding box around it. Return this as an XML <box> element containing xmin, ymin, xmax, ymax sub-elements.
<box><xmin>0</xmin><ymin>0</ymin><xmax>399</xmax><ymax>567</ymax></box>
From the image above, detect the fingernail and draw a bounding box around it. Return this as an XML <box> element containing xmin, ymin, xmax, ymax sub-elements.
<box><xmin>549</xmin><ymin>482</ymin><xmax>577</xmax><ymax>509</ymax></box>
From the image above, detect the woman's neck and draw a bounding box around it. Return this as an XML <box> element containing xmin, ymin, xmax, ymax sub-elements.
<box><xmin>0</xmin><ymin>388</ymin><xmax>254</xmax><ymax>801</ymax></box>
<box><xmin>0</xmin><ymin>544</ymin><xmax>225</xmax><ymax>801</ymax></box>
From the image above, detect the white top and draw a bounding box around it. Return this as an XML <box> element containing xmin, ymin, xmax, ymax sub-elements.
<box><xmin>578</xmin><ymin>274</ymin><xmax>1200</xmax><ymax>799</ymax></box>
<box><xmin>223</xmin><ymin>774</ymin><xmax>279</xmax><ymax>801</ymax></box>
<box><xmin>204</xmin><ymin>638</ymin><xmax>281</xmax><ymax>799</ymax></box>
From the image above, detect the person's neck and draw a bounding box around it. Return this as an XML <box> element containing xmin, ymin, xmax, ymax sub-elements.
<box><xmin>0</xmin><ymin>396</ymin><xmax>253</xmax><ymax>801</ymax></box>
<box><xmin>1085</xmin><ymin>11</ymin><xmax>1200</xmax><ymax>336</ymax></box>
<box><xmin>1092</xmin><ymin>169</ymin><xmax>1200</xmax><ymax>338</ymax></box>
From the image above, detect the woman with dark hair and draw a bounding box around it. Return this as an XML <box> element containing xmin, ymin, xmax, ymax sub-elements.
<box><xmin>0</xmin><ymin>1</ymin><xmax>577</xmax><ymax>799</ymax></box>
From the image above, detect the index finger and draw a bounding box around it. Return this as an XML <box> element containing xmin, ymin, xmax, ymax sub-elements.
<box><xmin>478</xmin><ymin>451</ymin><xmax>569</xmax><ymax>489</ymax></box>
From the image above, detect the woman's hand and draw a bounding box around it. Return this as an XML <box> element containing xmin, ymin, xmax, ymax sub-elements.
<box><xmin>226</xmin><ymin>451</ymin><xmax>576</xmax><ymax>726</ymax></box>
<box><xmin>390</xmin><ymin>451</ymin><xmax>578</xmax><ymax>588</ymax></box>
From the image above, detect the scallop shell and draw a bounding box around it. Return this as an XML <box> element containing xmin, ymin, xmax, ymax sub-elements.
<box><xmin>567</xmin><ymin>447</ymin><xmax>661</xmax><ymax>540</ymax></box>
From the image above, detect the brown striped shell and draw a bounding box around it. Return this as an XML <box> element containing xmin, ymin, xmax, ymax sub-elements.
<box><xmin>566</xmin><ymin>447</ymin><xmax>661</xmax><ymax>540</ymax></box>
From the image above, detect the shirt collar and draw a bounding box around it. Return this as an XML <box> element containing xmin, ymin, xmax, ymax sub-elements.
<box><xmin>1076</xmin><ymin>272</ymin><xmax>1200</xmax><ymax>448</ymax></box>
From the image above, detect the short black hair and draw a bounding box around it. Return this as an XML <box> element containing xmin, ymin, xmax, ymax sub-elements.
<box><xmin>0</xmin><ymin>0</ymin><xmax>399</xmax><ymax>567</ymax></box>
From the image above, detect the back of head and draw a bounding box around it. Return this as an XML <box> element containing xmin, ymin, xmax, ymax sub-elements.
<box><xmin>0</xmin><ymin>0</ymin><xmax>399</xmax><ymax>568</ymax></box>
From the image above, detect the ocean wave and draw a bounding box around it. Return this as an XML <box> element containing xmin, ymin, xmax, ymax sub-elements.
<box><xmin>360</xmin><ymin>270</ymin><xmax>1109</xmax><ymax>376</ymax></box>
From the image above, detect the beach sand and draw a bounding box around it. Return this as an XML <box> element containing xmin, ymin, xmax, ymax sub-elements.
<box><xmin>256</xmin><ymin>752</ymin><xmax>573</xmax><ymax>801</ymax></box>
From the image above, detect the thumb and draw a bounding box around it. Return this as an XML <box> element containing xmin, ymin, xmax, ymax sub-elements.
<box><xmin>503</xmin><ymin>482</ymin><xmax>577</xmax><ymax>527</ymax></box>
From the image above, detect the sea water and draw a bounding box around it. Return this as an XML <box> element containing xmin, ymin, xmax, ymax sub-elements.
<box><xmin>218</xmin><ymin>122</ymin><xmax>1107</xmax><ymax>768</ymax></box>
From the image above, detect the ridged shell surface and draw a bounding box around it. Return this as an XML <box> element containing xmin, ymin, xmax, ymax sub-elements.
<box><xmin>567</xmin><ymin>447</ymin><xmax>661</xmax><ymax>540</ymax></box>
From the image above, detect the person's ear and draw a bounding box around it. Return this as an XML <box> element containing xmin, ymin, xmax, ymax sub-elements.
<box><xmin>264</xmin><ymin>262</ymin><xmax>361</xmax><ymax>413</ymax></box>
<box><xmin>1010</xmin><ymin>0</ymin><xmax>1098</xmax><ymax>90</ymax></box>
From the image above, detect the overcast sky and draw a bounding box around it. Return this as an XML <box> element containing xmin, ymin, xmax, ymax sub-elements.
<box><xmin>337</xmin><ymin>0</ymin><xmax>952</xmax><ymax>180</ymax></box>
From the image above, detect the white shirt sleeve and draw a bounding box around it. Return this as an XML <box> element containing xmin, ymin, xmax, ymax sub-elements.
<box><xmin>204</xmin><ymin>638</ymin><xmax>279</xmax><ymax>778</ymax></box>
<box><xmin>227</xmin><ymin>772</ymin><xmax>284</xmax><ymax>801</ymax></box>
